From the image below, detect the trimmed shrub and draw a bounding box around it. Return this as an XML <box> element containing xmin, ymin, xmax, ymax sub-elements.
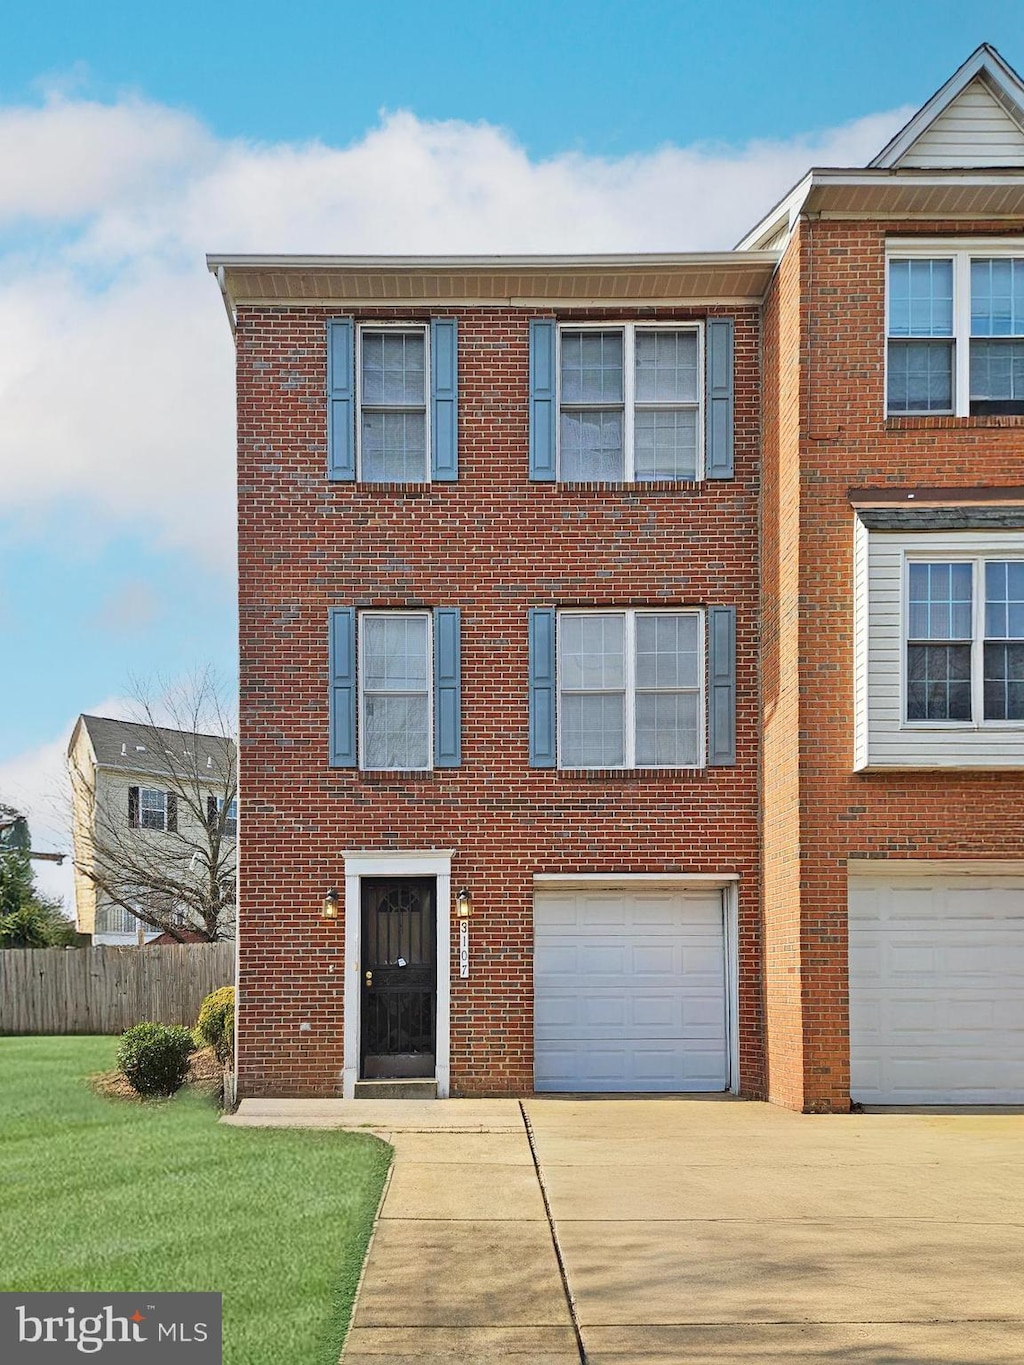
<box><xmin>116</xmin><ymin>1023</ymin><xmax>194</xmax><ymax>1098</ymax></box>
<box><xmin>195</xmin><ymin>985</ymin><xmax>235</xmax><ymax>1063</ymax></box>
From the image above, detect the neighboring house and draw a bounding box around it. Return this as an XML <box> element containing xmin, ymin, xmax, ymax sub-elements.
<box><xmin>212</xmin><ymin>43</ymin><xmax>1024</xmax><ymax>1110</ymax></box>
<box><xmin>67</xmin><ymin>715</ymin><xmax>237</xmax><ymax>946</ymax></box>
<box><xmin>743</xmin><ymin>43</ymin><xmax>1024</xmax><ymax>1110</ymax></box>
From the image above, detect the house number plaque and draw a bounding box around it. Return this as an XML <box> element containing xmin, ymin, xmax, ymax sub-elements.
<box><xmin>459</xmin><ymin>920</ymin><xmax>469</xmax><ymax>978</ymax></box>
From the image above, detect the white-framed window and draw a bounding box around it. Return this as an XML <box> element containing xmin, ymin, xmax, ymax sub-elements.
<box><xmin>904</xmin><ymin>555</ymin><xmax>1024</xmax><ymax>725</ymax></box>
<box><xmin>557</xmin><ymin>609</ymin><xmax>704</xmax><ymax>768</ymax></box>
<box><xmin>358</xmin><ymin>611</ymin><xmax>433</xmax><ymax>770</ymax></box>
<box><xmin>886</xmin><ymin>241</ymin><xmax>1024</xmax><ymax>416</ymax></box>
<box><xmin>357</xmin><ymin>324</ymin><xmax>430</xmax><ymax>482</ymax></box>
<box><xmin>139</xmin><ymin>788</ymin><xmax>167</xmax><ymax>831</ymax></box>
<box><xmin>98</xmin><ymin>905</ymin><xmax>143</xmax><ymax>935</ymax></box>
<box><xmin>216</xmin><ymin>796</ymin><xmax>238</xmax><ymax>838</ymax></box>
<box><xmin>557</xmin><ymin>323</ymin><xmax>703</xmax><ymax>481</ymax></box>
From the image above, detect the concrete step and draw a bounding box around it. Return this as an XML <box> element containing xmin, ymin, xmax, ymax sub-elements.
<box><xmin>354</xmin><ymin>1078</ymin><xmax>438</xmax><ymax>1100</ymax></box>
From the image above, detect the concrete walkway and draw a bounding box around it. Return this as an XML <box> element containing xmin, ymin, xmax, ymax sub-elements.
<box><xmin>227</xmin><ymin>1099</ymin><xmax>579</xmax><ymax>1363</ymax></box>
<box><xmin>228</xmin><ymin>1097</ymin><xmax>1024</xmax><ymax>1363</ymax></box>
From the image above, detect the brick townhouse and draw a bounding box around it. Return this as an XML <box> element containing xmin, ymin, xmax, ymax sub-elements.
<box><xmin>211</xmin><ymin>43</ymin><xmax>1024</xmax><ymax>1111</ymax></box>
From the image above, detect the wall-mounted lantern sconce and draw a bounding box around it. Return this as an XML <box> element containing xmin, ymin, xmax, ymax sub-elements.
<box><xmin>455</xmin><ymin>887</ymin><xmax>474</xmax><ymax>919</ymax></box>
<box><xmin>322</xmin><ymin>887</ymin><xmax>340</xmax><ymax>920</ymax></box>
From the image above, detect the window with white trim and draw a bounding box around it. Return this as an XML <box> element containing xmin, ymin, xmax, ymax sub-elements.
<box><xmin>558</xmin><ymin>324</ymin><xmax>702</xmax><ymax>480</ymax></box>
<box><xmin>98</xmin><ymin>905</ymin><xmax>145</xmax><ymax>935</ymax></box>
<box><xmin>557</xmin><ymin>609</ymin><xmax>704</xmax><ymax>768</ymax></box>
<box><xmin>139</xmin><ymin>788</ymin><xmax>167</xmax><ymax>831</ymax></box>
<box><xmin>358</xmin><ymin>612</ymin><xmax>432</xmax><ymax>770</ymax></box>
<box><xmin>358</xmin><ymin>325</ymin><xmax>429</xmax><ymax>481</ymax></box>
<box><xmin>216</xmin><ymin>796</ymin><xmax>238</xmax><ymax>838</ymax></box>
<box><xmin>887</xmin><ymin>245</ymin><xmax>1024</xmax><ymax>416</ymax></box>
<box><xmin>905</xmin><ymin>558</ymin><xmax>1024</xmax><ymax>723</ymax></box>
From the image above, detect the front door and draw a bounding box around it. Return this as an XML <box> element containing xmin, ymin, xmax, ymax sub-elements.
<box><xmin>360</xmin><ymin>877</ymin><xmax>437</xmax><ymax>1079</ymax></box>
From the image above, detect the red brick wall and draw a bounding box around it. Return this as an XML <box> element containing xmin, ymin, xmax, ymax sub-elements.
<box><xmin>235</xmin><ymin>303</ymin><xmax>765</xmax><ymax>1097</ymax></box>
<box><xmin>764</xmin><ymin>218</ymin><xmax>1024</xmax><ymax>1112</ymax></box>
<box><xmin>760</xmin><ymin>226</ymin><xmax>808</xmax><ymax>1110</ymax></box>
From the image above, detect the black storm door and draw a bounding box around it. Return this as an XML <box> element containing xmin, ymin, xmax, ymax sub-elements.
<box><xmin>360</xmin><ymin>877</ymin><xmax>437</xmax><ymax>1079</ymax></box>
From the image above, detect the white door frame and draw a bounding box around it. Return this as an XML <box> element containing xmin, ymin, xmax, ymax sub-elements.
<box><xmin>532</xmin><ymin>872</ymin><xmax>741</xmax><ymax>1094</ymax></box>
<box><xmin>342</xmin><ymin>850</ymin><xmax>453</xmax><ymax>1099</ymax></box>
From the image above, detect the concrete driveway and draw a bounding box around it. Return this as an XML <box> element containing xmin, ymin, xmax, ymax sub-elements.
<box><xmin>228</xmin><ymin>1096</ymin><xmax>1024</xmax><ymax>1362</ymax></box>
<box><xmin>525</xmin><ymin>1097</ymin><xmax>1024</xmax><ymax>1363</ymax></box>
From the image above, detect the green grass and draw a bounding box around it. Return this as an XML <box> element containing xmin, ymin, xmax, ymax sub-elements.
<box><xmin>0</xmin><ymin>1037</ymin><xmax>391</xmax><ymax>1364</ymax></box>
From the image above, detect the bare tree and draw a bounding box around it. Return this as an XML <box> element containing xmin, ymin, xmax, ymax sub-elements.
<box><xmin>69</xmin><ymin>670</ymin><xmax>237</xmax><ymax>943</ymax></box>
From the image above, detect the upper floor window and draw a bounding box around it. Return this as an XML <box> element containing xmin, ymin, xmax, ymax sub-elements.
<box><xmin>558</xmin><ymin>325</ymin><xmax>702</xmax><ymax>481</ymax></box>
<box><xmin>887</xmin><ymin>245</ymin><xmax>1024</xmax><ymax>416</ymax></box>
<box><xmin>139</xmin><ymin>787</ymin><xmax>167</xmax><ymax>831</ymax></box>
<box><xmin>359</xmin><ymin>327</ymin><xmax>428</xmax><ymax>481</ymax></box>
<box><xmin>557</xmin><ymin>609</ymin><xmax>704</xmax><ymax>768</ymax></box>
<box><xmin>906</xmin><ymin>558</ymin><xmax>1024</xmax><ymax>723</ymax></box>
<box><xmin>327</xmin><ymin>317</ymin><xmax>458</xmax><ymax>483</ymax></box>
<box><xmin>213</xmin><ymin>795</ymin><xmax>238</xmax><ymax>838</ymax></box>
<box><xmin>359</xmin><ymin>612</ymin><xmax>432</xmax><ymax>770</ymax></box>
<box><xmin>128</xmin><ymin>786</ymin><xmax>177</xmax><ymax>832</ymax></box>
<box><xmin>329</xmin><ymin>606</ymin><xmax>462</xmax><ymax>771</ymax></box>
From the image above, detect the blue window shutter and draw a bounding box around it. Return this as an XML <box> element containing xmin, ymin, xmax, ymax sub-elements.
<box><xmin>430</xmin><ymin>318</ymin><xmax>458</xmax><ymax>481</ymax></box>
<box><xmin>433</xmin><ymin>607</ymin><xmax>461</xmax><ymax>767</ymax></box>
<box><xmin>529</xmin><ymin>320</ymin><xmax>557</xmax><ymax>481</ymax></box>
<box><xmin>705</xmin><ymin>318</ymin><xmax>734</xmax><ymax>479</ymax></box>
<box><xmin>528</xmin><ymin>608</ymin><xmax>557</xmax><ymax>766</ymax></box>
<box><xmin>327</xmin><ymin>318</ymin><xmax>355</xmax><ymax>481</ymax></box>
<box><xmin>708</xmin><ymin>606</ymin><xmax>736</xmax><ymax>766</ymax></box>
<box><xmin>329</xmin><ymin>608</ymin><xmax>357</xmax><ymax>767</ymax></box>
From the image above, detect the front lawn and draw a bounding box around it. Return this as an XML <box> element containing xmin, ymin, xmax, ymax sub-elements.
<box><xmin>0</xmin><ymin>1037</ymin><xmax>390</xmax><ymax>1364</ymax></box>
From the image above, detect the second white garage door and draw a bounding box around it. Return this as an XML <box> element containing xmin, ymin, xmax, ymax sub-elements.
<box><xmin>849</xmin><ymin>871</ymin><xmax>1024</xmax><ymax>1105</ymax></box>
<box><xmin>534</xmin><ymin>885</ymin><xmax>729</xmax><ymax>1092</ymax></box>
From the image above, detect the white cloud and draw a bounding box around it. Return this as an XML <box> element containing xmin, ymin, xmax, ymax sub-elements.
<box><xmin>0</xmin><ymin>93</ymin><xmax>913</xmax><ymax>567</ymax></box>
<box><xmin>0</xmin><ymin>94</ymin><xmax>212</xmax><ymax>223</ymax></box>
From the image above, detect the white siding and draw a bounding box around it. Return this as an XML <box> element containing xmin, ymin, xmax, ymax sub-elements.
<box><xmin>859</xmin><ymin>528</ymin><xmax>1024</xmax><ymax>769</ymax></box>
<box><xmin>849</xmin><ymin>870</ymin><xmax>1024</xmax><ymax>1104</ymax></box>
<box><xmin>898</xmin><ymin>79</ymin><xmax>1024</xmax><ymax>168</ymax></box>
<box><xmin>852</xmin><ymin>518</ymin><xmax>869</xmax><ymax>770</ymax></box>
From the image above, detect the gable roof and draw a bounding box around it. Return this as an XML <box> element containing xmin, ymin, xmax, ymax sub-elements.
<box><xmin>870</xmin><ymin>43</ymin><xmax>1024</xmax><ymax>169</ymax></box>
<box><xmin>73</xmin><ymin>715</ymin><xmax>235</xmax><ymax>784</ymax></box>
<box><xmin>737</xmin><ymin>45</ymin><xmax>1024</xmax><ymax>251</ymax></box>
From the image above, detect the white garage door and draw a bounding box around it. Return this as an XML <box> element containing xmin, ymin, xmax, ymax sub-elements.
<box><xmin>849</xmin><ymin>873</ymin><xmax>1024</xmax><ymax>1104</ymax></box>
<box><xmin>534</xmin><ymin>886</ymin><xmax>729</xmax><ymax>1092</ymax></box>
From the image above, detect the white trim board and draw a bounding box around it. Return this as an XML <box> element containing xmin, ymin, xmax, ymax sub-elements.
<box><xmin>848</xmin><ymin>858</ymin><xmax>1024</xmax><ymax>878</ymax></box>
<box><xmin>533</xmin><ymin>872</ymin><xmax>740</xmax><ymax>886</ymax></box>
<box><xmin>342</xmin><ymin>850</ymin><xmax>452</xmax><ymax>1099</ymax></box>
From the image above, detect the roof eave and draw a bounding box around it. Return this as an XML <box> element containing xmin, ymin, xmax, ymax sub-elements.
<box><xmin>207</xmin><ymin>251</ymin><xmax>783</xmax><ymax>314</ymax></box>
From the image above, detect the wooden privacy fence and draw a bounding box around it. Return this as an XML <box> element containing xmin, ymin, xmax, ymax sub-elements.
<box><xmin>0</xmin><ymin>944</ymin><xmax>235</xmax><ymax>1035</ymax></box>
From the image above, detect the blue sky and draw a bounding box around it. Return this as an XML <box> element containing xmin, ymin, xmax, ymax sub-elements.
<box><xmin>1</xmin><ymin>0</ymin><xmax>1023</xmax><ymax>894</ymax></box>
<box><xmin>4</xmin><ymin>1</ymin><xmax>1024</xmax><ymax>153</ymax></box>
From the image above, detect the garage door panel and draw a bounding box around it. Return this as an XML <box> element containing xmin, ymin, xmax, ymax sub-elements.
<box><xmin>579</xmin><ymin>943</ymin><xmax>627</xmax><ymax>974</ymax></box>
<box><xmin>536</xmin><ymin>1040</ymin><xmax>727</xmax><ymax>1092</ymax></box>
<box><xmin>849</xmin><ymin>874</ymin><xmax>1024</xmax><ymax>1105</ymax></box>
<box><xmin>534</xmin><ymin>887</ymin><xmax>729</xmax><ymax>1093</ymax></box>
